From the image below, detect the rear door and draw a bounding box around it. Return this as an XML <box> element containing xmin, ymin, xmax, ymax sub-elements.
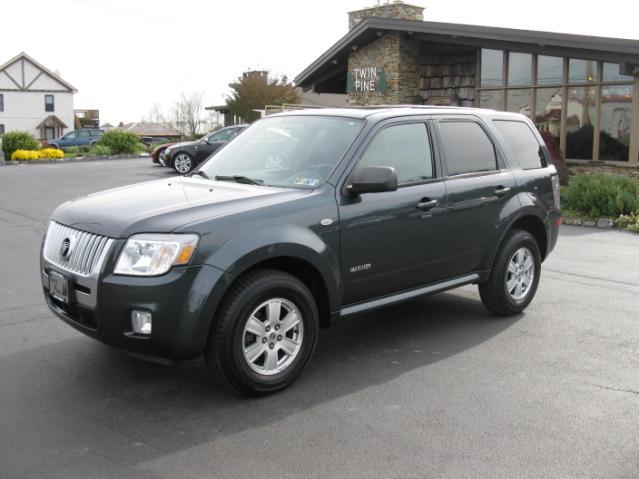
<box><xmin>339</xmin><ymin>119</ymin><xmax>448</xmax><ymax>304</ymax></box>
<box><xmin>433</xmin><ymin>116</ymin><xmax>517</xmax><ymax>277</ymax></box>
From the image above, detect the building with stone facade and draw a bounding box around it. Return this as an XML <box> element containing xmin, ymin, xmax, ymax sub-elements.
<box><xmin>295</xmin><ymin>1</ymin><xmax>639</xmax><ymax>165</ymax></box>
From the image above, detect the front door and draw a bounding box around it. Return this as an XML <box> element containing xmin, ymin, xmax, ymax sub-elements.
<box><xmin>339</xmin><ymin>120</ymin><xmax>448</xmax><ymax>305</ymax></box>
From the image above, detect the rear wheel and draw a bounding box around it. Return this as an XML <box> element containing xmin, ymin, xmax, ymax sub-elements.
<box><xmin>172</xmin><ymin>152</ymin><xmax>194</xmax><ymax>174</ymax></box>
<box><xmin>206</xmin><ymin>269</ymin><xmax>319</xmax><ymax>395</ymax></box>
<box><xmin>479</xmin><ymin>229</ymin><xmax>541</xmax><ymax>316</ymax></box>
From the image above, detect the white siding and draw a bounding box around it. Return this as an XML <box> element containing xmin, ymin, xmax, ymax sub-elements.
<box><xmin>0</xmin><ymin>91</ymin><xmax>74</xmax><ymax>138</ymax></box>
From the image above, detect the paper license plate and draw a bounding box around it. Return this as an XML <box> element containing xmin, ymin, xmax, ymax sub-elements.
<box><xmin>49</xmin><ymin>270</ymin><xmax>69</xmax><ymax>303</ymax></box>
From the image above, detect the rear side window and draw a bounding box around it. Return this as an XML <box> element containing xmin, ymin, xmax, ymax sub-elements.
<box><xmin>439</xmin><ymin>121</ymin><xmax>497</xmax><ymax>176</ymax></box>
<box><xmin>358</xmin><ymin>123</ymin><xmax>433</xmax><ymax>184</ymax></box>
<box><xmin>493</xmin><ymin>120</ymin><xmax>546</xmax><ymax>170</ymax></box>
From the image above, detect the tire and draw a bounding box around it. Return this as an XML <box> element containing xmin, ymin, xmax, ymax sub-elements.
<box><xmin>172</xmin><ymin>152</ymin><xmax>194</xmax><ymax>174</ymax></box>
<box><xmin>479</xmin><ymin>229</ymin><xmax>541</xmax><ymax>316</ymax></box>
<box><xmin>205</xmin><ymin>269</ymin><xmax>319</xmax><ymax>395</ymax></box>
<box><xmin>50</xmin><ymin>143</ymin><xmax>59</xmax><ymax>149</ymax></box>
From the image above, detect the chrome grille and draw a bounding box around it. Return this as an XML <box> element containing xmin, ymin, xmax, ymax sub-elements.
<box><xmin>43</xmin><ymin>222</ymin><xmax>114</xmax><ymax>277</ymax></box>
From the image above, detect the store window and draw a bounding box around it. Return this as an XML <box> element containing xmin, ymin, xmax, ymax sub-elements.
<box><xmin>506</xmin><ymin>89</ymin><xmax>532</xmax><ymax>117</ymax></box>
<box><xmin>480</xmin><ymin>49</ymin><xmax>503</xmax><ymax>87</ymax></box>
<box><xmin>508</xmin><ymin>52</ymin><xmax>532</xmax><ymax>86</ymax></box>
<box><xmin>479</xmin><ymin>90</ymin><xmax>503</xmax><ymax>110</ymax></box>
<box><xmin>565</xmin><ymin>86</ymin><xmax>597</xmax><ymax>160</ymax></box>
<box><xmin>569</xmin><ymin>59</ymin><xmax>597</xmax><ymax>83</ymax></box>
<box><xmin>599</xmin><ymin>84</ymin><xmax>632</xmax><ymax>162</ymax></box>
<box><xmin>537</xmin><ymin>56</ymin><xmax>564</xmax><ymax>85</ymax></box>
<box><xmin>534</xmin><ymin>88</ymin><xmax>563</xmax><ymax>149</ymax></box>
<box><xmin>602</xmin><ymin>63</ymin><xmax>633</xmax><ymax>82</ymax></box>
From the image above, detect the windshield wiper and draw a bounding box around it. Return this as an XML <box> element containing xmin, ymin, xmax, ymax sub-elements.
<box><xmin>189</xmin><ymin>170</ymin><xmax>210</xmax><ymax>179</ymax></box>
<box><xmin>214</xmin><ymin>175</ymin><xmax>264</xmax><ymax>185</ymax></box>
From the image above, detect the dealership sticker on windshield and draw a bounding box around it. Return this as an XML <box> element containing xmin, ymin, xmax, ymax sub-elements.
<box><xmin>293</xmin><ymin>178</ymin><xmax>321</xmax><ymax>187</ymax></box>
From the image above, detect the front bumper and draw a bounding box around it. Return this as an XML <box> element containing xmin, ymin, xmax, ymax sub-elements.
<box><xmin>42</xmin><ymin>254</ymin><xmax>232</xmax><ymax>360</ymax></box>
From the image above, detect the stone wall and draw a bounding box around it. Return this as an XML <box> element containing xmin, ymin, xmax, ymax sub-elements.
<box><xmin>347</xmin><ymin>35</ymin><xmax>478</xmax><ymax>107</ymax></box>
<box><xmin>348</xmin><ymin>2</ymin><xmax>424</xmax><ymax>30</ymax></box>
<box><xmin>568</xmin><ymin>162</ymin><xmax>639</xmax><ymax>179</ymax></box>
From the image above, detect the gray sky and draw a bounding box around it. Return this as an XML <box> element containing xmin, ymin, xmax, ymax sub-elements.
<box><xmin>3</xmin><ymin>0</ymin><xmax>638</xmax><ymax>124</ymax></box>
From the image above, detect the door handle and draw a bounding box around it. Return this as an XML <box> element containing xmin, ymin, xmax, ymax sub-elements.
<box><xmin>416</xmin><ymin>198</ymin><xmax>439</xmax><ymax>211</ymax></box>
<box><xmin>494</xmin><ymin>186</ymin><xmax>511</xmax><ymax>197</ymax></box>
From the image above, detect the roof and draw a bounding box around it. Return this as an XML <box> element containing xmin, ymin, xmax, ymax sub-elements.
<box><xmin>269</xmin><ymin>105</ymin><xmax>525</xmax><ymax>122</ymax></box>
<box><xmin>295</xmin><ymin>17</ymin><xmax>639</xmax><ymax>87</ymax></box>
<box><xmin>115</xmin><ymin>121</ymin><xmax>180</xmax><ymax>137</ymax></box>
<box><xmin>36</xmin><ymin>115</ymin><xmax>68</xmax><ymax>129</ymax></box>
<box><xmin>0</xmin><ymin>52</ymin><xmax>77</xmax><ymax>92</ymax></box>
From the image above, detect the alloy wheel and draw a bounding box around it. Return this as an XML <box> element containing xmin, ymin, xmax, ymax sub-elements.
<box><xmin>505</xmin><ymin>246</ymin><xmax>535</xmax><ymax>303</ymax></box>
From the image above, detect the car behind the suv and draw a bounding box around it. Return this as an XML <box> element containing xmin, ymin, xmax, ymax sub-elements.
<box><xmin>162</xmin><ymin>125</ymin><xmax>247</xmax><ymax>174</ymax></box>
<box><xmin>49</xmin><ymin>128</ymin><xmax>104</xmax><ymax>149</ymax></box>
<box><xmin>41</xmin><ymin>107</ymin><xmax>560</xmax><ymax>395</ymax></box>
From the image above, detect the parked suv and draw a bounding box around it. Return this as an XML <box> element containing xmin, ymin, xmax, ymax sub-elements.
<box><xmin>40</xmin><ymin>107</ymin><xmax>560</xmax><ymax>395</ymax></box>
<box><xmin>49</xmin><ymin>128</ymin><xmax>104</xmax><ymax>149</ymax></box>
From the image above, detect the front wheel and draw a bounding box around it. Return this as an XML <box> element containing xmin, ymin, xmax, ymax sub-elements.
<box><xmin>172</xmin><ymin>152</ymin><xmax>194</xmax><ymax>174</ymax></box>
<box><xmin>479</xmin><ymin>229</ymin><xmax>541</xmax><ymax>316</ymax></box>
<box><xmin>206</xmin><ymin>269</ymin><xmax>319</xmax><ymax>395</ymax></box>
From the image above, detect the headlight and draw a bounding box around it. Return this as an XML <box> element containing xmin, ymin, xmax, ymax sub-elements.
<box><xmin>114</xmin><ymin>234</ymin><xmax>199</xmax><ymax>276</ymax></box>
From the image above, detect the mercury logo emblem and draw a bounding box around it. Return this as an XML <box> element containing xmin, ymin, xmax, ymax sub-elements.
<box><xmin>60</xmin><ymin>236</ymin><xmax>76</xmax><ymax>261</ymax></box>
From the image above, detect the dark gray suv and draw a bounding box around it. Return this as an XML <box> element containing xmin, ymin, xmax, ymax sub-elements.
<box><xmin>40</xmin><ymin>107</ymin><xmax>561</xmax><ymax>395</ymax></box>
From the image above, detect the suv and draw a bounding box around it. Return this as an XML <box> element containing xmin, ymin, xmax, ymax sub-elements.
<box><xmin>49</xmin><ymin>128</ymin><xmax>104</xmax><ymax>149</ymax></box>
<box><xmin>162</xmin><ymin>125</ymin><xmax>248</xmax><ymax>174</ymax></box>
<box><xmin>40</xmin><ymin>107</ymin><xmax>560</xmax><ymax>395</ymax></box>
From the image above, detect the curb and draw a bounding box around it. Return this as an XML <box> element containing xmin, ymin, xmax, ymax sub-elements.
<box><xmin>561</xmin><ymin>216</ymin><xmax>614</xmax><ymax>229</ymax></box>
<box><xmin>0</xmin><ymin>154</ymin><xmax>150</xmax><ymax>166</ymax></box>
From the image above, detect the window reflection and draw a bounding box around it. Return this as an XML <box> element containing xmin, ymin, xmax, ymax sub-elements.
<box><xmin>508</xmin><ymin>52</ymin><xmax>532</xmax><ymax>86</ymax></box>
<box><xmin>565</xmin><ymin>86</ymin><xmax>597</xmax><ymax>160</ymax></box>
<box><xmin>534</xmin><ymin>88</ymin><xmax>563</xmax><ymax>148</ymax></box>
<box><xmin>479</xmin><ymin>90</ymin><xmax>503</xmax><ymax>109</ymax></box>
<box><xmin>537</xmin><ymin>56</ymin><xmax>564</xmax><ymax>85</ymax></box>
<box><xmin>506</xmin><ymin>89</ymin><xmax>532</xmax><ymax>117</ymax></box>
<box><xmin>569</xmin><ymin>59</ymin><xmax>597</xmax><ymax>83</ymax></box>
<box><xmin>602</xmin><ymin>63</ymin><xmax>633</xmax><ymax>82</ymax></box>
<box><xmin>481</xmin><ymin>49</ymin><xmax>503</xmax><ymax>87</ymax></box>
<box><xmin>599</xmin><ymin>85</ymin><xmax>632</xmax><ymax>161</ymax></box>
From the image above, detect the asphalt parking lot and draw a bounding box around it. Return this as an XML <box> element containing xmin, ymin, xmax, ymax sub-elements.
<box><xmin>1</xmin><ymin>158</ymin><xmax>638</xmax><ymax>478</ymax></box>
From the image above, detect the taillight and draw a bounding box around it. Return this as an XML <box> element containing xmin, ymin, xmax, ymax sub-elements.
<box><xmin>551</xmin><ymin>175</ymin><xmax>560</xmax><ymax>210</ymax></box>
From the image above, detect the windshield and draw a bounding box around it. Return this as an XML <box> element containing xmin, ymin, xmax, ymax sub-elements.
<box><xmin>199</xmin><ymin>116</ymin><xmax>363</xmax><ymax>189</ymax></box>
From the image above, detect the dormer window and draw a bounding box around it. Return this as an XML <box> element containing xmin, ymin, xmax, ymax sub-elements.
<box><xmin>45</xmin><ymin>94</ymin><xmax>54</xmax><ymax>112</ymax></box>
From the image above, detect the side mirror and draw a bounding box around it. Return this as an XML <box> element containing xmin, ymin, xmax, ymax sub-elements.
<box><xmin>347</xmin><ymin>166</ymin><xmax>398</xmax><ymax>195</ymax></box>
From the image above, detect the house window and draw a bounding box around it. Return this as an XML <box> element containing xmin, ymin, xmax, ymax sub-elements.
<box><xmin>0</xmin><ymin>94</ymin><xmax>4</xmax><ymax>112</ymax></box>
<box><xmin>44</xmin><ymin>127</ymin><xmax>56</xmax><ymax>140</ymax></box>
<box><xmin>0</xmin><ymin>124</ymin><xmax>5</xmax><ymax>136</ymax></box>
<box><xmin>45</xmin><ymin>94</ymin><xmax>54</xmax><ymax>112</ymax></box>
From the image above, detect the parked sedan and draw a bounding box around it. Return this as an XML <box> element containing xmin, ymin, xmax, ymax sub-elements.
<box><xmin>151</xmin><ymin>142</ymin><xmax>176</xmax><ymax>164</ymax></box>
<box><xmin>162</xmin><ymin>125</ymin><xmax>248</xmax><ymax>174</ymax></box>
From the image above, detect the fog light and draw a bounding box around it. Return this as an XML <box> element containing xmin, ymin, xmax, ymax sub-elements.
<box><xmin>131</xmin><ymin>310</ymin><xmax>152</xmax><ymax>335</ymax></box>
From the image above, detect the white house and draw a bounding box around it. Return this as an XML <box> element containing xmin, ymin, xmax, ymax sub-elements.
<box><xmin>0</xmin><ymin>52</ymin><xmax>76</xmax><ymax>141</ymax></box>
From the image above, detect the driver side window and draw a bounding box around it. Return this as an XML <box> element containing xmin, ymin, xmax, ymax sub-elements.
<box><xmin>358</xmin><ymin>123</ymin><xmax>433</xmax><ymax>184</ymax></box>
<box><xmin>209</xmin><ymin>129</ymin><xmax>235</xmax><ymax>142</ymax></box>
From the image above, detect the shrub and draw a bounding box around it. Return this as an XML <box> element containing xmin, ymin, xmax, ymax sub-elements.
<box><xmin>539</xmin><ymin>130</ymin><xmax>569</xmax><ymax>186</ymax></box>
<box><xmin>10</xmin><ymin>148</ymin><xmax>64</xmax><ymax>160</ymax></box>
<box><xmin>2</xmin><ymin>131</ymin><xmax>39</xmax><ymax>158</ymax></box>
<box><xmin>97</xmin><ymin>130</ymin><xmax>140</xmax><ymax>154</ymax></box>
<box><xmin>39</xmin><ymin>148</ymin><xmax>64</xmax><ymax>159</ymax></box>
<box><xmin>616</xmin><ymin>213</ymin><xmax>639</xmax><ymax>233</ymax></box>
<box><xmin>88</xmin><ymin>144</ymin><xmax>112</xmax><ymax>156</ymax></box>
<box><xmin>65</xmin><ymin>146</ymin><xmax>81</xmax><ymax>157</ymax></box>
<box><xmin>563</xmin><ymin>174</ymin><xmax>639</xmax><ymax>218</ymax></box>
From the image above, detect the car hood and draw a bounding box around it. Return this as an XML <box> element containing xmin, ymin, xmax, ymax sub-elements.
<box><xmin>166</xmin><ymin>140</ymin><xmax>199</xmax><ymax>150</ymax></box>
<box><xmin>52</xmin><ymin>176</ymin><xmax>308</xmax><ymax>238</ymax></box>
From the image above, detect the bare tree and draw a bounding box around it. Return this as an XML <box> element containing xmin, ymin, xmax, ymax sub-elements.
<box><xmin>178</xmin><ymin>92</ymin><xmax>205</xmax><ymax>137</ymax></box>
<box><xmin>148</xmin><ymin>102</ymin><xmax>164</xmax><ymax>124</ymax></box>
